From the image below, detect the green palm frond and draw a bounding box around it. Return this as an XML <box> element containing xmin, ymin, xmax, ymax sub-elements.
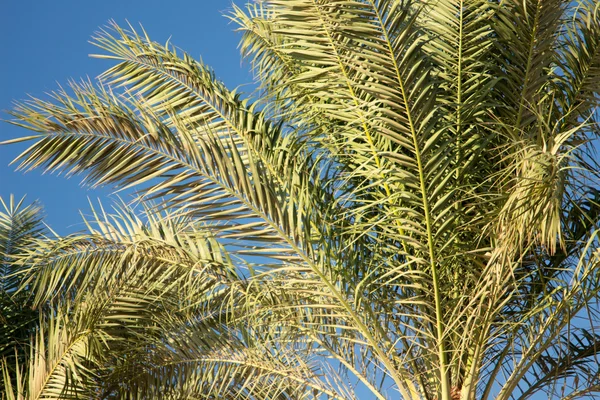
<box><xmin>557</xmin><ymin>0</ymin><xmax>600</xmax><ymax>130</ymax></box>
<box><xmin>3</xmin><ymin>311</ymin><xmax>102</xmax><ymax>400</ymax></box>
<box><xmin>9</xmin><ymin>87</ymin><xmax>303</xmax><ymax>268</ymax></box>
<box><xmin>0</xmin><ymin>196</ymin><xmax>47</xmax><ymax>392</ymax></box>
<box><xmin>493</xmin><ymin>0</ymin><xmax>566</xmax><ymax>134</ymax></box>
<box><xmin>108</xmin><ymin>313</ymin><xmax>350</xmax><ymax>400</ymax></box>
<box><xmin>3</xmin><ymin>200</ymin><xmax>343</xmax><ymax>399</ymax></box>
<box><xmin>0</xmin><ymin>195</ymin><xmax>45</xmax><ymax>293</ymax></box>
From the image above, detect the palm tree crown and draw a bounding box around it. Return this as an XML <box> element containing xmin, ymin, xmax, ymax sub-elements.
<box><xmin>3</xmin><ymin>0</ymin><xmax>600</xmax><ymax>399</ymax></box>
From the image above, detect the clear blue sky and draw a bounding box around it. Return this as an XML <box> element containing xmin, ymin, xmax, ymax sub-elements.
<box><xmin>0</xmin><ymin>0</ymin><xmax>252</xmax><ymax>234</ymax></box>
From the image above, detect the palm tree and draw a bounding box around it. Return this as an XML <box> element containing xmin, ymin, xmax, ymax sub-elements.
<box><xmin>2</xmin><ymin>199</ymin><xmax>329</xmax><ymax>399</ymax></box>
<box><xmin>3</xmin><ymin>0</ymin><xmax>600</xmax><ymax>398</ymax></box>
<box><xmin>0</xmin><ymin>196</ymin><xmax>46</xmax><ymax>393</ymax></box>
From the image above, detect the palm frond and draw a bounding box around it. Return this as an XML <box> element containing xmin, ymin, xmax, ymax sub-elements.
<box><xmin>0</xmin><ymin>195</ymin><xmax>45</xmax><ymax>293</ymax></box>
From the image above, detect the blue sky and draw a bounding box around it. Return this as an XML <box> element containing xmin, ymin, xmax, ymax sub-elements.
<box><xmin>0</xmin><ymin>0</ymin><xmax>252</xmax><ymax>234</ymax></box>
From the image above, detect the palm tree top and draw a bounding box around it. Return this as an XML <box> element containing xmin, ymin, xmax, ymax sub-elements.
<box><xmin>3</xmin><ymin>1</ymin><xmax>600</xmax><ymax>399</ymax></box>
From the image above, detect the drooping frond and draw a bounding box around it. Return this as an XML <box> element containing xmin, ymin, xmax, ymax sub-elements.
<box><xmin>107</xmin><ymin>312</ymin><xmax>351</xmax><ymax>400</ymax></box>
<box><xmin>1</xmin><ymin>200</ymin><xmax>347</xmax><ymax>399</ymax></box>
<box><xmin>9</xmin><ymin>311</ymin><xmax>101</xmax><ymax>400</ymax></box>
<box><xmin>0</xmin><ymin>195</ymin><xmax>45</xmax><ymax>292</ymax></box>
<box><xmin>0</xmin><ymin>196</ymin><xmax>46</xmax><ymax>391</ymax></box>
